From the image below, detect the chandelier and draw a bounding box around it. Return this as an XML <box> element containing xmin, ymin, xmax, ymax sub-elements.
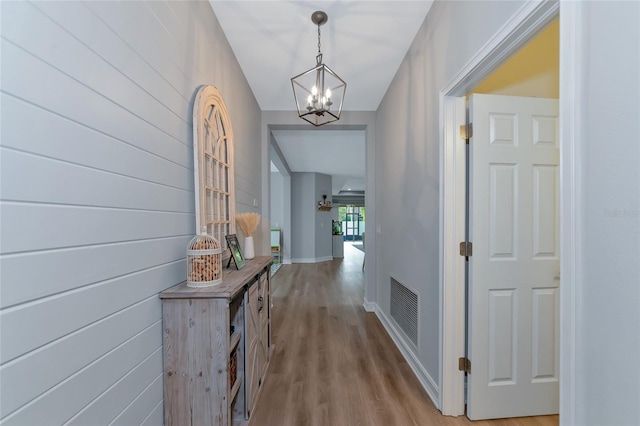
<box><xmin>291</xmin><ymin>11</ymin><xmax>347</xmax><ymax>127</ymax></box>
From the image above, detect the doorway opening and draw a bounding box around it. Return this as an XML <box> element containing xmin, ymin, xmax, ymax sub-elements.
<box><xmin>439</xmin><ymin>1</ymin><xmax>559</xmax><ymax>419</ymax></box>
<box><xmin>339</xmin><ymin>205</ymin><xmax>366</xmax><ymax>243</ymax></box>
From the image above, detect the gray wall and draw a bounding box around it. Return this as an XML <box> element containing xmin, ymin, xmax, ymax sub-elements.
<box><xmin>314</xmin><ymin>173</ymin><xmax>333</xmax><ymax>261</ymax></box>
<box><xmin>376</xmin><ymin>0</ymin><xmax>640</xmax><ymax>423</ymax></box>
<box><xmin>269</xmin><ymin>141</ymin><xmax>292</xmax><ymax>264</ymax></box>
<box><xmin>375</xmin><ymin>0</ymin><xmax>526</xmax><ymax>389</ymax></box>
<box><xmin>0</xmin><ymin>1</ymin><xmax>261</xmax><ymax>423</ymax></box>
<box><xmin>291</xmin><ymin>173</ymin><xmax>314</xmax><ymax>261</ymax></box>
<box><xmin>566</xmin><ymin>2</ymin><xmax>640</xmax><ymax>424</ymax></box>
<box><xmin>270</xmin><ymin>172</ymin><xmax>284</xmax><ymax>230</ymax></box>
<box><xmin>290</xmin><ymin>172</ymin><xmax>332</xmax><ymax>262</ymax></box>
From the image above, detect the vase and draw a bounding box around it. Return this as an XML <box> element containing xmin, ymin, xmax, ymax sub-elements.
<box><xmin>244</xmin><ymin>236</ymin><xmax>255</xmax><ymax>259</ymax></box>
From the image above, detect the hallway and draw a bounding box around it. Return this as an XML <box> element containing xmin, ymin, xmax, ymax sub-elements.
<box><xmin>250</xmin><ymin>244</ymin><xmax>559</xmax><ymax>426</ymax></box>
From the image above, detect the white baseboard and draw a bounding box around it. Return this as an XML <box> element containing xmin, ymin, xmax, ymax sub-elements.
<box><xmin>291</xmin><ymin>256</ymin><xmax>333</xmax><ymax>264</ymax></box>
<box><xmin>363</xmin><ymin>298</ymin><xmax>376</xmax><ymax>312</ymax></box>
<box><xmin>291</xmin><ymin>258</ymin><xmax>314</xmax><ymax>264</ymax></box>
<box><xmin>374</xmin><ymin>304</ymin><xmax>440</xmax><ymax>409</ymax></box>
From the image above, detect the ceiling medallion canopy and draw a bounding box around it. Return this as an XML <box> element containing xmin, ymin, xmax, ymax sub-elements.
<box><xmin>291</xmin><ymin>11</ymin><xmax>347</xmax><ymax>127</ymax></box>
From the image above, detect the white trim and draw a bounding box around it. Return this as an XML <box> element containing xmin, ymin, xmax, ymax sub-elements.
<box><xmin>291</xmin><ymin>256</ymin><xmax>333</xmax><ymax>264</ymax></box>
<box><xmin>442</xmin><ymin>0</ymin><xmax>559</xmax><ymax>97</ymax></box>
<box><xmin>374</xmin><ymin>305</ymin><xmax>439</xmax><ymax>407</ymax></box>
<box><xmin>439</xmin><ymin>95</ymin><xmax>467</xmax><ymax>416</ymax></box>
<box><xmin>558</xmin><ymin>2</ymin><xmax>582</xmax><ymax>424</ymax></box>
<box><xmin>439</xmin><ymin>0</ymin><xmax>560</xmax><ymax>416</ymax></box>
<box><xmin>362</xmin><ymin>299</ymin><xmax>376</xmax><ymax>313</ymax></box>
<box><xmin>363</xmin><ymin>118</ymin><xmax>377</xmax><ymax>308</ymax></box>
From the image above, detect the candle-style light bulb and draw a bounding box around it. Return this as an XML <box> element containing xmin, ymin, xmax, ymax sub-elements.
<box><xmin>312</xmin><ymin>85</ymin><xmax>318</xmax><ymax>96</ymax></box>
<box><xmin>325</xmin><ymin>88</ymin><xmax>333</xmax><ymax>109</ymax></box>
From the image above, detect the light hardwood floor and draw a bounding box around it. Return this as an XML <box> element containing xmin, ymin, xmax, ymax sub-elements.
<box><xmin>250</xmin><ymin>244</ymin><xmax>558</xmax><ymax>426</ymax></box>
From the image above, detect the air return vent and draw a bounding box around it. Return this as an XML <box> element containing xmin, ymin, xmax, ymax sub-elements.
<box><xmin>390</xmin><ymin>277</ymin><xmax>418</xmax><ymax>347</ymax></box>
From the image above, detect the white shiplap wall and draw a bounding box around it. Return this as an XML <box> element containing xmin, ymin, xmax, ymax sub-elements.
<box><xmin>0</xmin><ymin>1</ymin><xmax>262</xmax><ymax>424</ymax></box>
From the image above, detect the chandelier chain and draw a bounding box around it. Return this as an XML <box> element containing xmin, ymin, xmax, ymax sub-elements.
<box><xmin>317</xmin><ymin>24</ymin><xmax>322</xmax><ymax>55</ymax></box>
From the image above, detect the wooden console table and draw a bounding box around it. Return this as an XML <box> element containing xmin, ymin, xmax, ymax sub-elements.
<box><xmin>160</xmin><ymin>256</ymin><xmax>273</xmax><ymax>426</ymax></box>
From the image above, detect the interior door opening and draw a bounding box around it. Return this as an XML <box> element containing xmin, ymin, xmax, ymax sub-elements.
<box><xmin>465</xmin><ymin>94</ymin><xmax>560</xmax><ymax>420</ymax></box>
<box><xmin>339</xmin><ymin>205</ymin><xmax>365</xmax><ymax>242</ymax></box>
<box><xmin>439</xmin><ymin>5</ymin><xmax>559</xmax><ymax>419</ymax></box>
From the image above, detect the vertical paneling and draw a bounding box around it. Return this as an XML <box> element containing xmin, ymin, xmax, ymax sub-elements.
<box><xmin>469</xmin><ymin>94</ymin><xmax>560</xmax><ymax>418</ymax></box>
<box><xmin>532</xmin><ymin>288</ymin><xmax>558</xmax><ymax>382</ymax></box>
<box><xmin>533</xmin><ymin>165</ymin><xmax>558</xmax><ymax>258</ymax></box>
<box><xmin>488</xmin><ymin>289</ymin><xmax>517</xmax><ymax>385</ymax></box>
<box><xmin>162</xmin><ymin>297</ymin><xmax>228</xmax><ymax>425</ymax></box>
<box><xmin>187</xmin><ymin>299</ymin><xmax>227</xmax><ymax>426</ymax></box>
<box><xmin>246</xmin><ymin>282</ymin><xmax>260</xmax><ymax>415</ymax></box>
<box><xmin>0</xmin><ymin>0</ymin><xmax>262</xmax><ymax>423</ymax></box>
<box><xmin>160</xmin><ymin>260</ymin><xmax>272</xmax><ymax>425</ymax></box>
<box><xmin>489</xmin><ymin>164</ymin><xmax>518</xmax><ymax>259</ymax></box>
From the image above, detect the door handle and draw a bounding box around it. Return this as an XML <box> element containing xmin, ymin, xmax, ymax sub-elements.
<box><xmin>258</xmin><ymin>296</ymin><xmax>264</xmax><ymax>312</ymax></box>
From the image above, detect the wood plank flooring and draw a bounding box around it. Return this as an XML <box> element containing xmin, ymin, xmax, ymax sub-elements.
<box><xmin>250</xmin><ymin>244</ymin><xmax>558</xmax><ymax>426</ymax></box>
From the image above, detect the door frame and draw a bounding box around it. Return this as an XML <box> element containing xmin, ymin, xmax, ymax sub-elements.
<box><xmin>438</xmin><ymin>0</ymin><xmax>560</xmax><ymax>417</ymax></box>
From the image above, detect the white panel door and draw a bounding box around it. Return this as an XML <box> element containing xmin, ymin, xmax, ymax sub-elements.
<box><xmin>467</xmin><ymin>94</ymin><xmax>559</xmax><ymax>420</ymax></box>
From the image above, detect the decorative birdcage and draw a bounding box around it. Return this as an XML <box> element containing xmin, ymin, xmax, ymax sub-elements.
<box><xmin>186</xmin><ymin>231</ymin><xmax>222</xmax><ymax>287</ymax></box>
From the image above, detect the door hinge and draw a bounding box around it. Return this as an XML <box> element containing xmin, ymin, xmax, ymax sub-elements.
<box><xmin>459</xmin><ymin>123</ymin><xmax>473</xmax><ymax>144</ymax></box>
<box><xmin>459</xmin><ymin>242</ymin><xmax>472</xmax><ymax>259</ymax></box>
<box><xmin>459</xmin><ymin>357</ymin><xmax>471</xmax><ymax>374</ymax></box>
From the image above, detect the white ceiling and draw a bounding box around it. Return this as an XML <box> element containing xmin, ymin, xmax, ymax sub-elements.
<box><xmin>209</xmin><ymin>1</ymin><xmax>433</xmax><ymax>194</ymax></box>
<box><xmin>271</xmin><ymin>129</ymin><xmax>365</xmax><ymax>194</ymax></box>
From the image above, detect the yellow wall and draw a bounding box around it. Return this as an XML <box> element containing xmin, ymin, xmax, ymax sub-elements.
<box><xmin>472</xmin><ymin>20</ymin><xmax>559</xmax><ymax>98</ymax></box>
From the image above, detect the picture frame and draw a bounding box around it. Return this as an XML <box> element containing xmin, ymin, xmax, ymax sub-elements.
<box><xmin>225</xmin><ymin>234</ymin><xmax>246</xmax><ymax>270</ymax></box>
